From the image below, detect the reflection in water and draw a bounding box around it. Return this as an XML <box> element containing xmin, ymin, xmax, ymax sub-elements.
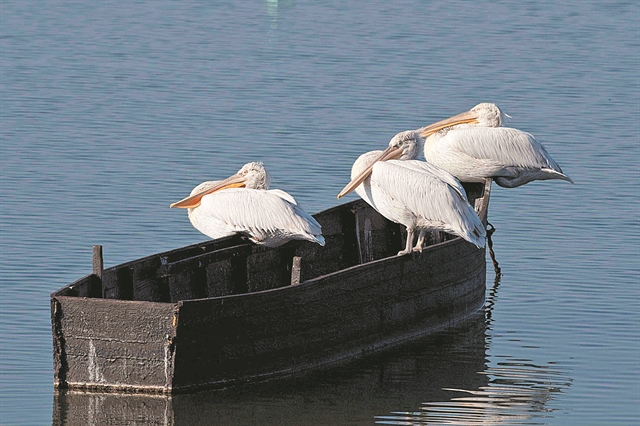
<box><xmin>52</xmin><ymin>249</ymin><xmax>572</xmax><ymax>425</ymax></box>
<box><xmin>264</xmin><ymin>0</ymin><xmax>294</xmax><ymax>30</ymax></box>
<box><xmin>377</xmin><ymin>360</ymin><xmax>571</xmax><ymax>425</ymax></box>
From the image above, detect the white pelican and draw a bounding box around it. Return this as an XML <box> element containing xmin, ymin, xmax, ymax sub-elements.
<box><xmin>337</xmin><ymin>131</ymin><xmax>486</xmax><ymax>255</ymax></box>
<box><xmin>170</xmin><ymin>162</ymin><xmax>325</xmax><ymax>247</ymax></box>
<box><xmin>418</xmin><ymin>103</ymin><xmax>574</xmax><ymax>188</ymax></box>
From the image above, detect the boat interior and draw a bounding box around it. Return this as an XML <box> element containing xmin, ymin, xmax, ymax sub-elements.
<box><xmin>54</xmin><ymin>182</ymin><xmax>487</xmax><ymax>303</ymax></box>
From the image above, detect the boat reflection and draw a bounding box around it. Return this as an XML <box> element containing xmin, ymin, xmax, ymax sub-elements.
<box><xmin>52</xmin><ymin>271</ymin><xmax>571</xmax><ymax>426</ymax></box>
<box><xmin>376</xmin><ymin>360</ymin><xmax>571</xmax><ymax>425</ymax></box>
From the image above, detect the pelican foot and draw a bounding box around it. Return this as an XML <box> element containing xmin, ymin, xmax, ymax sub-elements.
<box><xmin>412</xmin><ymin>244</ymin><xmax>423</xmax><ymax>253</ymax></box>
<box><xmin>397</xmin><ymin>249</ymin><xmax>412</xmax><ymax>256</ymax></box>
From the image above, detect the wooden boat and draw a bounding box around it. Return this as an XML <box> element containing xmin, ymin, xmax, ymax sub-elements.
<box><xmin>51</xmin><ymin>180</ymin><xmax>492</xmax><ymax>394</ymax></box>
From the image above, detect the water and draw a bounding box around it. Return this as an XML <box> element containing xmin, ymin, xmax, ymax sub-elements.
<box><xmin>1</xmin><ymin>0</ymin><xmax>638</xmax><ymax>424</ymax></box>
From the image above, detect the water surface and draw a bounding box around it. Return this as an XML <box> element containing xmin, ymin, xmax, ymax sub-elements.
<box><xmin>1</xmin><ymin>1</ymin><xmax>638</xmax><ymax>424</ymax></box>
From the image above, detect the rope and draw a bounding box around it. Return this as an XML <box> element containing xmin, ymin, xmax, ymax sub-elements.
<box><xmin>486</xmin><ymin>222</ymin><xmax>501</xmax><ymax>277</ymax></box>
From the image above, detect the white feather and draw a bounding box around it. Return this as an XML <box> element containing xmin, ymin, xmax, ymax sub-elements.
<box><xmin>423</xmin><ymin>103</ymin><xmax>573</xmax><ymax>188</ymax></box>
<box><xmin>181</xmin><ymin>163</ymin><xmax>324</xmax><ymax>247</ymax></box>
<box><xmin>351</xmin><ymin>151</ymin><xmax>485</xmax><ymax>249</ymax></box>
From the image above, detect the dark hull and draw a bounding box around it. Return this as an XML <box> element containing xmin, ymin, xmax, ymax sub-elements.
<box><xmin>53</xmin><ymin>311</ymin><xmax>489</xmax><ymax>425</ymax></box>
<box><xmin>51</xmin><ymin>181</ymin><xmax>491</xmax><ymax>394</ymax></box>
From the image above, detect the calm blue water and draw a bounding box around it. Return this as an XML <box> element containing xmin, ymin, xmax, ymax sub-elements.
<box><xmin>1</xmin><ymin>1</ymin><xmax>638</xmax><ymax>424</ymax></box>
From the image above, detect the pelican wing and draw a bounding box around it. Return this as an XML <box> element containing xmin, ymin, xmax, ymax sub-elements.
<box><xmin>266</xmin><ymin>189</ymin><xmax>323</xmax><ymax>232</ymax></box>
<box><xmin>267</xmin><ymin>189</ymin><xmax>298</xmax><ymax>206</ymax></box>
<box><xmin>441</xmin><ymin>127</ymin><xmax>563</xmax><ymax>171</ymax></box>
<box><xmin>198</xmin><ymin>188</ymin><xmax>322</xmax><ymax>242</ymax></box>
<box><xmin>389</xmin><ymin>160</ymin><xmax>468</xmax><ymax>202</ymax></box>
<box><xmin>370</xmin><ymin>161</ymin><xmax>484</xmax><ymax>242</ymax></box>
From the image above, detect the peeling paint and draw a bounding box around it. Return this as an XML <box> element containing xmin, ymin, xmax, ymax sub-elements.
<box><xmin>88</xmin><ymin>340</ymin><xmax>105</xmax><ymax>383</ymax></box>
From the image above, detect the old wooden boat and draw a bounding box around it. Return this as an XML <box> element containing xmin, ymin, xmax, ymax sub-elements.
<box><xmin>51</xmin><ymin>180</ymin><xmax>492</xmax><ymax>394</ymax></box>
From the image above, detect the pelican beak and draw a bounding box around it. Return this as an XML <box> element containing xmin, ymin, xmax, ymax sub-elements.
<box><xmin>418</xmin><ymin>110</ymin><xmax>480</xmax><ymax>137</ymax></box>
<box><xmin>170</xmin><ymin>174</ymin><xmax>246</xmax><ymax>208</ymax></box>
<box><xmin>337</xmin><ymin>145</ymin><xmax>404</xmax><ymax>199</ymax></box>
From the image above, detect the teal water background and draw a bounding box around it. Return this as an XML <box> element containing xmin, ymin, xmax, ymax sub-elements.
<box><xmin>1</xmin><ymin>1</ymin><xmax>638</xmax><ymax>424</ymax></box>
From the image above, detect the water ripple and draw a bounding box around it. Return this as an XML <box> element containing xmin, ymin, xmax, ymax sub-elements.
<box><xmin>376</xmin><ymin>360</ymin><xmax>571</xmax><ymax>425</ymax></box>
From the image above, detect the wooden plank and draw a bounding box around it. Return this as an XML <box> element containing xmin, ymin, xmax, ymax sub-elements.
<box><xmin>166</xmin><ymin>245</ymin><xmax>252</xmax><ymax>301</ymax></box>
<box><xmin>52</xmin><ymin>297</ymin><xmax>177</xmax><ymax>393</ymax></box>
<box><xmin>92</xmin><ymin>245</ymin><xmax>103</xmax><ymax>280</ymax></box>
<box><xmin>54</xmin><ymin>275</ymin><xmax>102</xmax><ymax>299</ymax></box>
<box><xmin>353</xmin><ymin>203</ymin><xmax>402</xmax><ymax>262</ymax></box>
<box><xmin>167</xmin><ymin>244</ymin><xmax>252</xmax><ymax>275</ymax></box>
<box><xmin>291</xmin><ymin>256</ymin><xmax>302</xmax><ymax>286</ymax></box>
<box><xmin>205</xmin><ymin>259</ymin><xmax>235</xmax><ymax>297</ymax></box>
<box><xmin>293</xmin><ymin>234</ymin><xmax>347</xmax><ymax>282</ymax></box>
<box><xmin>341</xmin><ymin>202</ymin><xmax>364</xmax><ymax>267</ymax></box>
<box><xmin>132</xmin><ymin>257</ymin><xmax>169</xmax><ymax>302</ymax></box>
<box><xmin>161</xmin><ymin>235</ymin><xmax>247</xmax><ymax>264</ymax></box>
<box><xmin>246</xmin><ymin>246</ymin><xmax>297</xmax><ymax>293</ymax></box>
<box><xmin>98</xmin><ymin>236</ymin><xmax>248</xmax><ymax>299</ymax></box>
<box><xmin>168</xmin><ymin>267</ymin><xmax>207</xmax><ymax>303</ymax></box>
<box><xmin>102</xmin><ymin>265</ymin><xmax>134</xmax><ymax>300</ymax></box>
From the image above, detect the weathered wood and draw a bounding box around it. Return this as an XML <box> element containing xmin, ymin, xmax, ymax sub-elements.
<box><xmin>166</xmin><ymin>244</ymin><xmax>252</xmax><ymax>275</ymax></box>
<box><xmin>292</xmin><ymin>204</ymin><xmax>360</xmax><ymax>283</ymax></box>
<box><xmin>92</xmin><ymin>245</ymin><xmax>103</xmax><ymax>281</ymax></box>
<box><xmin>168</xmin><ymin>267</ymin><xmax>207</xmax><ymax>303</ymax></box>
<box><xmin>54</xmin><ymin>274</ymin><xmax>102</xmax><ymax>299</ymax></box>
<box><xmin>161</xmin><ymin>234</ymin><xmax>248</xmax><ymax>264</ymax></box>
<box><xmin>102</xmin><ymin>265</ymin><xmax>133</xmax><ymax>300</ymax></box>
<box><xmin>353</xmin><ymin>203</ymin><xmax>402</xmax><ymax>262</ymax></box>
<box><xmin>132</xmin><ymin>257</ymin><xmax>169</xmax><ymax>302</ymax></box>
<box><xmin>205</xmin><ymin>259</ymin><xmax>235</xmax><ymax>297</ymax></box>
<box><xmin>291</xmin><ymin>256</ymin><xmax>302</xmax><ymax>285</ymax></box>
<box><xmin>52</xmin><ymin>296</ymin><xmax>177</xmax><ymax>393</ymax></box>
<box><xmin>166</xmin><ymin>244</ymin><xmax>252</xmax><ymax>301</ymax></box>
<box><xmin>246</xmin><ymin>246</ymin><xmax>296</xmax><ymax>293</ymax></box>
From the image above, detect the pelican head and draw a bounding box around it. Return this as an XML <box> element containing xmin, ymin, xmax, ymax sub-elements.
<box><xmin>237</xmin><ymin>161</ymin><xmax>271</xmax><ymax>190</ymax></box>
<box><xmin>418</xmin><ymin>102</ymin><xmax>510</xmax><ymax>137</ymax></box>
<box><xmin>337</xmin><ymin>130</ymin><xmax>421</xmax><ymax>199</ymax></box>
<box><xmin>170</xmin><ymin>161</ymin><xmax>270</xmax><ymax>209</ymax></box>
<box><xmin>389</xmin><ymin>130</ymin><xmax>423</xmax><ymax>160</ymax></box>
<box><xmin>470</xmin><ymin>102</ymin><xmax>510</xmax><ymax>127</ymax></box>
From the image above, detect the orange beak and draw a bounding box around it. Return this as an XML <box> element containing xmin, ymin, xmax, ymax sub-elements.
<box><xmin>170</xmin><ymin>174</ymin><xmax>246</xmax><ymax>209</ymax></box>
<box><xmin>337</xmin><ymin>144</ymin><xmax>404</xmax><ymax>199</ymax></box>
<box><xmin>418</xmin><ymin>110</ymin><xmax>480</xmax><ymax>137</ymax></box>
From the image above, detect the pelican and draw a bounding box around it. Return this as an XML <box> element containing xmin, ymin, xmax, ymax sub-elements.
<box><xmin>418</xmin><ymin>103</ymin><xmax>573</xmax><ymax>188</ymax></box>
<box><xmin>337</xmin><ymin>131</ymin><xmax>486</xmax><ymax>255</ymax></box>
<box><xmin>170</xmin><ymin>162</ymin><xmax>325</xmax><ymax>247</ymax></box>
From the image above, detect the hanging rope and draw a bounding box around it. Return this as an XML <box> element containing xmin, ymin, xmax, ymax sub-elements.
<box><xmin>486</xmin><ymin>222</ymin><xmax>501</xmax><ymax>278</ymax></box>
<box><xmin>485</xmin><ymin>221</ymin><xmax>502</xmax><ymax>323</ymax></box>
